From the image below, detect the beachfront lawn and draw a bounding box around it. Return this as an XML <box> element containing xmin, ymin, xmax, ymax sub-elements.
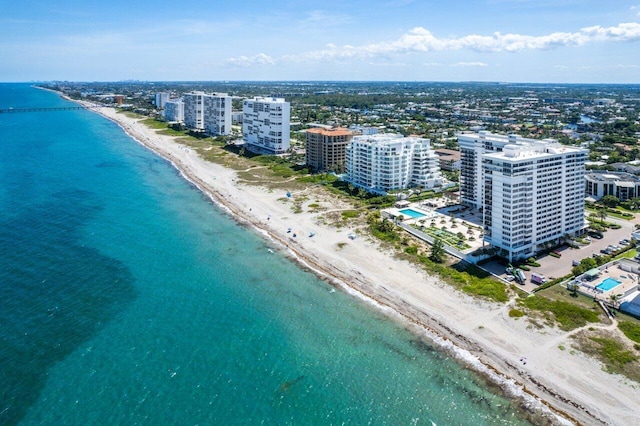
<box><xmin>416</xmin><ymin>257</ymin><xmax>509</xmax><ymax>302</ymax></box>
<box><xmin>535</xmin><ymin>284</ymin><xmax>600</xmax><ymax>311</ymax></box>
<box><xmin>518</xmin><ymin>295</ymin><xmax>600</xmax><ymax>331</ymax></box>
<box><xmin>618</xmin><ymin>321</ymin><xmax>640</xmax><ymax>344</ymax></box>
<box><xmin>117</xmin><ymin>110</ymin><xmax>146</xmax><ymax>119</ymax></box>
<box><xmin>573</xmin><ymin>331</ymin><xmax>640</xmax><ymax>381</ymax></box>
<box><xmin>141</xmin><ymin>117</ymin><xmax>170</xmax><ymax>130</ymax></box>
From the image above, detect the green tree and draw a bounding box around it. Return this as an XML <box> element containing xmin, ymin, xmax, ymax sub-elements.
<box><xmin>609</xmin><ymin>293</ymin><xmax>622</xmax><ymax>309</ymax></box>
<box><xmin>379</xmin><ymin>218</ymin><xmax>395</xmax><ymax>233</ymax></box>
<box><xmin>571</xmin><ymin>257</ymin><xmax>598</xmax><ymax>276</ymax></box>
<box><xmin>597</xmin><ymin>207</ymin><xmax>608</xmax><ymax>225</ymax></box>
<box><xmin>600</xmin><ymin>195</ymin><xmax>620</xmax><ymax>208</ymax></box>
<box><xmin>430</xmin><ymin>237</ymin><xmax>446</xmax><ymax>263</ymax></box>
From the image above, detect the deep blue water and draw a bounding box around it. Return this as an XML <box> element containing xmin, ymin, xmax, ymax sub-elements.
<box><xmin>0</xmin><ymin>84</ymin><xmax>534</xmax><ymax>425</ymax></box>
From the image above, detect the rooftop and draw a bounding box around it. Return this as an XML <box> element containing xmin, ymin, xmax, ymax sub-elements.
<box><xmin>306</xmin><ymin>127</ymin><xmax>354</xmax><ymax>137</ymax></box>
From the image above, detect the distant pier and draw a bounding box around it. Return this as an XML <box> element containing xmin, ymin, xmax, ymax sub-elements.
<box><xmin>0</xmin><ymin>106</ymin><xmax>98</xmax><ymax>114</ymax></box>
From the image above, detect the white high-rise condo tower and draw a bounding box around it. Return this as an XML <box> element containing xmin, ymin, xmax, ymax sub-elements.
<box><xmin>242</xmin><ymin>97</ymin><xmax>290</xmax><ymax>154</ymax></box>
<box><xmin>345</xmin><ymin>134</ymin><xmax>445</xmax><ymax>194</ymax></box>
<box><xmin>458</xmin><ymin>131</ymin><xmax>588</xmax><ymax>261</ymax></box>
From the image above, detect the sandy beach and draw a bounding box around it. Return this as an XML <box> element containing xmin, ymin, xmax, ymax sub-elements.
<box><xmin>79</xmin><ymin>103</ymin><xmax>638</xmax><ymax>425</ymax></box>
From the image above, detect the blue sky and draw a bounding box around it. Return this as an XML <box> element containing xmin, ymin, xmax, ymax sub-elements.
<box><xmin>2</xmin><ymin>0</ymin><xmax>640</xmax><ymax>83</ymax></box>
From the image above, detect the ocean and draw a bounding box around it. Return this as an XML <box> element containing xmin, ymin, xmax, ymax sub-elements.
<box><xmin>0</xmin><ymin>84</ymin><xmax>535</xmax><ymax>425</ymax></box>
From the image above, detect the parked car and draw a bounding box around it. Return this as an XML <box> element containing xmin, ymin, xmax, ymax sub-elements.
<box><xmin>572</xmin><ymin>260</ymin><xmax>581</xmax><ymax>266</ymax></box>
<box><xmin>619</xmin><ymin>239</ymin><xmax>630</xmax><ymax>245</ymax></box>
<box><xmin>590</xmin><ymin>232</ymin><xmax>604</xmax><ymax>239</ymax></box>
<box><xmin>552</xmin><ymin>250</ymin><xmax>562</xmax><ymax>257</ymax></box>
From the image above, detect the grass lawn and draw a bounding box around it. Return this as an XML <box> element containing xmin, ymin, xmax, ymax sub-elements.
<box><xmin>518</xmin><ymin>293</ymin><xmax>601</xmax><ymax>330</ymax></box>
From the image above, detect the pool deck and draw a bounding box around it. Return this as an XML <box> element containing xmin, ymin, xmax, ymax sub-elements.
<box><xmin>383</xmin><ymin>202</ymin><xmax>485</xmax><ymax>254</ymax></box>
<box><xmin>575</xmin><ymin>261</ymin><xmax>640</xmax><ymax>302</ymax></box>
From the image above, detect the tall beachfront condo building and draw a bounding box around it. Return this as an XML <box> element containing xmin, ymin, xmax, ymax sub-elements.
<box><xmin>164</xmin><ymin>99</ymin><xmax>184</xmax><ymax>122</ymax></box>
<box><xmin>345</xmin><ymin>134</ymin><xmax>444</xmax><ymax>194</ymax></box>
<box><xmin>155</xmin><ymin>92</ymin><xmax>170</xmax><ymax>109</ymax></box>
<box><xmin>305</xmin><ymin>127</ymin><xmax>354</xmax><ymax>173</ymax></box>
<box><xmin>458</xmin><ymin>132</ymin><xmax>588</xmax><ymax>261</ymax></box>
<box><xmin>242</xmin><ymin>97</ymin><xmax>290</xmax><ymax>154</ymax></box>
<box><xmin>183</xmin><ymin>92</ymin><xmax>205</xmax><ymax>130</ymax></box>
<box><xmin>459</xmin><ymin>131</ymin><xmax>514</xmax><ymax>209</ymax></box>
<box><xmin>203</xmin><ymin>93</ymin><xmax>232</xmax><ymax>136</ymax></box>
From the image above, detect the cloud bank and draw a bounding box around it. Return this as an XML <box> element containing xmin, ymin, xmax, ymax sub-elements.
<box><xmin>224</xmin><ymin>53</ymin><xmax>274</xmax><ymax>67</ymax></box>
<box><xmin>226</xmin><ymin>22</ymin><xmax>640</xmax><ymax>66</ymax></box>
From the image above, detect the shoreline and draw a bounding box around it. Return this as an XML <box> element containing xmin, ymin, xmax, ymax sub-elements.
<box><xmin>51</xmin><ymin>91</ymin><xmax>639</xmax><ymax>425</ymax></box>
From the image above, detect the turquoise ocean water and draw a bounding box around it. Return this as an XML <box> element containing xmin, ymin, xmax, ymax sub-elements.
<box><xmin>0</xmin><ymin>84</ymin><xmax>535</xmax><ymax>425</ymax></box>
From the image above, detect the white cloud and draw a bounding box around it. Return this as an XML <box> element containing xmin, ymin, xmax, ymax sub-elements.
<box><xmin>367</xmin><ymin>61</ymin><xmax>408</xmax><ymax>67</ymax></box>
<box><xmin>452</xmin><ymin>62</ymin><xmax>488</xmax><ymax>67</ymax></box>
<box><xmin>224</xmin><ymin>53</ymin><xmax>275</xmax><ymax>67</ymax></box>
<box><xmin>300</xmin><ymin>10</ymin><xmax>351</xmax><ymax>27</ymax></box>
<box><xmin>280</xmin><ymin>22</ymin><xmax>640</xmax><ymax>62</ymax></box>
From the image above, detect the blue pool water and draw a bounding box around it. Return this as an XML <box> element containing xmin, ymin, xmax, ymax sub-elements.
<box><xmin>399</xmin><ymin>208</ymin><xmax>427</xmax><ymax>219</ymax></box>
<box><xmin>597</xmin><ymin>277</ymin><xmax>622</xmax><ymax>292</ymax></box>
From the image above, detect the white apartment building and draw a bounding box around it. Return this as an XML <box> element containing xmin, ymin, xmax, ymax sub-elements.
<box><xmin>459</xmin><ymin>132</ymin><xmax>588</xmax><ymax>261</ymax></box>
<box><xmin>183</xmin><ymin>92</ymin><xmax>205</xmax><ymax>130</ymax></box>
<box><xmin>459</xmin><ymin>131</ymin><xmax>514</xmax><ymax>209</ymax></box>
<box><xmin>585</xmin><ymin>170</ymin><xmax>640</xmax><ymax>201</ymax></box>
<box><xmin>163</xmin><ymin>99</ymin><xmax>184</xmax><ymax>122</ymax></box>
<box><xmin>242</xmin><ymin>97</ymin><xmax>290</xmax><ymax>154</ymax></box>
<box><xmin>203</xmin><ymin>93</ymin><xmax>232</xmax><ymax>136</ymax></box>
<box><xmin>155</xmin><ymin>92</ymin><xmax>170</xmax><ymax>109</ymax></box>
<box><xmin>349</xmin><ymin>125</ymin><xmax>379</xmax><ymax>135</ymax></box>
<box><xmin>345</xmin><ymin>134</ymin><xmax>445</xmax><ymax>194</ymax></box>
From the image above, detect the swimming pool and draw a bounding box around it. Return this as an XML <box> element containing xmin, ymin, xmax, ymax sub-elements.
<box><xmin>596</xmin><ymin>277</ymin><xmax>622</xmax><ymax>292</ymax></box>
<box><xmin>398</xmin><ymin>208</ymin><xmax>427</xmax><ymax>219</ymax></box>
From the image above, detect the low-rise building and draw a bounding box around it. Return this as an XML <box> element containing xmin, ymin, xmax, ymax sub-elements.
<box><xmin>434</xmin><ymin>148</ymin><xmax>461</xmax><ymax>171</ymax></box>
<box><xmin>585</xmin><ymin>170</ymin><xmax>640</xmax><ymax>201</ymax></box>
<box><xmin>349</xmin><ymin>125</ymin><xmax>379</xmax><ymax>135</ymax></box>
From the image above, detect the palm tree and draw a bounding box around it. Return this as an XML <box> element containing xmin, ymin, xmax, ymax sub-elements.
<box><xmin>597</xmin><ymin>207</ymin><xmax>607</xmax><ymax>225</ymax></box>
<box><xmin>608</xmin><ymin>293</ymin><xmax>622</xmax><ymax>309</ymax></box>
<box><xmin>430</xmin><ymin>237</ymin><xmax>445</xmax><ymax>263</ymax></box>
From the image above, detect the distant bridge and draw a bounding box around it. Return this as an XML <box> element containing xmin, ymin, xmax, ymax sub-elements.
<box><xmin>0</xmin><ymin>106</ymin><xmax>100</xmax><ymax>114</ymax></box>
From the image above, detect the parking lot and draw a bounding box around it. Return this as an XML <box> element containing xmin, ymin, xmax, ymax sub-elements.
<box><xmin>482</xmin><ymin>216</ymin><xmax>637</xmax><ymax>293</ymax></box>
